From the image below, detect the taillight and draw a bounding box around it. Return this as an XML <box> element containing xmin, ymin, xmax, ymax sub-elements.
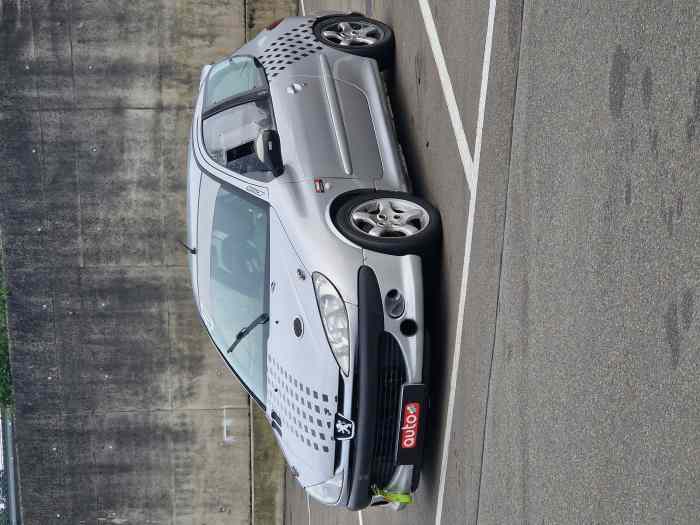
<box><xmin>266</xmin><ymin>18</ymin><xmax>284</xmax><ymax>30</ymax></box>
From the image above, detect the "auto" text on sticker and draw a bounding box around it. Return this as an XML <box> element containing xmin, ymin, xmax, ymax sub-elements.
<box><xmin>400</xmin><ymin>402</ymin><xmax>421</xmax><ymax>448</ymax></box>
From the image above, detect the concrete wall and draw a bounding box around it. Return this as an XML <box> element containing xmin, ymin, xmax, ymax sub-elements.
<box><xmin>252</xmin><ymin>404</ymin><xmax>285</xmax><ymax>525</ymax></box>
<box><xmin>0</xmin><ymin>1</ymin><xmax>291</xmax><ymax>523</ymax></box>
<box><xmin>247</xmin><ymin>0</ymin><xmax>299</xmax><ymax>40</ymax></box>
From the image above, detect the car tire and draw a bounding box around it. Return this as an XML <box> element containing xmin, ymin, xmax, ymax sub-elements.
<box><xmin>334</xmin><ymin>191</ymin><xmax>441</xmax><ymax>256</ymax></box>
<box><xmin>313</xmin><ymin>15</ymin><xmax>395</xmax><ymax>70</ymax></box>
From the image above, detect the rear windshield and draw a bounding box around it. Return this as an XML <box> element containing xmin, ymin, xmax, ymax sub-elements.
<box><xmin>204</xmin><ymin>56</ymin><xmax>267</xmax><ymax>113</ymax></box>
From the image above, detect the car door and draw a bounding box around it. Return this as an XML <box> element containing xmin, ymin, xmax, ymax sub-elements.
<box><xmin>269</xmin><ymin>63</ymin><xmax>383</xmax><ymax>182</ymax></box>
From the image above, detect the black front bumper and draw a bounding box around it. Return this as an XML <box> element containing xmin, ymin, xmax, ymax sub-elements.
<box><xmin>347</xmin><ymin>266</ymin><xmax>420</xmax><ymax>510</ymax></box>
<box><xmin>347</xmin><ymin>266</ymin><xmax>383</xmax><ymax>510</ymax></box>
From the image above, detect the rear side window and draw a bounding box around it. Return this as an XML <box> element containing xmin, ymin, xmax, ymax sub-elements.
<box><xmin>202</xmin><ymin>98</ymin><xmax>273</xmax><ymax>175</ymax></box>
<box><xmin>204</xmin><ymin>56</ymin><xmax>267</xmax><ymax>112</ymax></box>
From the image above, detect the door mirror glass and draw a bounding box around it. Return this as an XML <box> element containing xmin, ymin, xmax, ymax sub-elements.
<box><xmin>255</xmin><ymin>129</ymin><xmax>284</xmax><ymax>176</ymax></box>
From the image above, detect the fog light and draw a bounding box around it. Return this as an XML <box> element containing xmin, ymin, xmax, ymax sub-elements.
<box><xmin>385</xmin><ymin>289</ymin><xmax>405</xmax><ymax>319</ymax></box>
<box><xmin>400</xmin><ymin>319</ymin><xmax>418</xmax><ymax>337</ymax></box>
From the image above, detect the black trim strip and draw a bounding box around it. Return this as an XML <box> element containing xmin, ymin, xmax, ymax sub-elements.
<box><xmin>347</xmin><ymin>266</ymin><xmax>383</xmax><ymax>511</ymax></box>
<box><xmin>272</xmin><ymin>420</ymin><xmax>282</xmax><ymax>436</ymax></box>
<box><xmin>334</xmin><ymin>374</ymin><xmax>345</xmax><ymax>472</ymax></box>
<box><xmin>271</xmin><ymin>410</ymin><xmax>282</xmax><ymax>426</ymax></box>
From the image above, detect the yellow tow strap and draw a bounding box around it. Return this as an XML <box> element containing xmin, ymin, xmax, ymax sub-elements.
<box><xmin>372</xmin><ymin>486</ymin><xmax>413</xmax><ymax>505</ymax></box>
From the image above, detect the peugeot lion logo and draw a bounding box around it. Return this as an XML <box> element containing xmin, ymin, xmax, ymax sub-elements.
<box><xmin>336</xmin><ymin>420</ymin><xmax>352</xmax><ymax>434</ymax></box>
<box><xmin>333</xmin><ymin>413</ymin><xmax>355</xmax><ymax>440</ymax></box>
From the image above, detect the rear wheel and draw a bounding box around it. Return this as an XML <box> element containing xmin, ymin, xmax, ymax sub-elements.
<box><xmin>313</xmin><ymin>15</ymin><xmax>395</xmax><ymax>70</ymax></box>
<box><xmin>334</xmin><ymin>191</ymin><xmax>441</xmax><ymax>256</ymax></box>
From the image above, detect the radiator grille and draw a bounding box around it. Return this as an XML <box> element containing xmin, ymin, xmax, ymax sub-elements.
<box><xmin>370</xmin><ymin>332</ymin><xmax>407</xmax><ymax>487</ymax></box>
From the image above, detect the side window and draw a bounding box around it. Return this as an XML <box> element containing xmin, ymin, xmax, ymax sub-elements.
<box><xmin>201</xmin><ymin>56</ymin><xmax>275</xmax><ymax>182</ymax></box>
<box><xmin>202</xmin><ymin>98</ymin><xmax>274</xmax><ymax>176</ymax></box>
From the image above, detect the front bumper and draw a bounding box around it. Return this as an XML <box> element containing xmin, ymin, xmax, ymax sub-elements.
<box><xmin>342</xmin><ymin>260</ymin><xmax>427</xmax><ymax>510</ymax></box>
<box><xmin>347</xmin><ymin>265</ymin><xmax>383</xmax><ymax>510</ymax></box>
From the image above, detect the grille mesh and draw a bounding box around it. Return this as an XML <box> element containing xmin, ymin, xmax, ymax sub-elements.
<box><xmin>370</xmin><ymin>333</ymin><xmax>407</xmax><ymax>487</ymax></box>
<box><xmin>258</xmin><ymin>19</ymin><xmax>324</xmax><ymax>79</ymax></box>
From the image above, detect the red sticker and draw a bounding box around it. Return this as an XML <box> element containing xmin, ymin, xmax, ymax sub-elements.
<box><xmin>400</xmin><ymin>402</ymin><xmax>421</xmax><ymax>449</ymax></box>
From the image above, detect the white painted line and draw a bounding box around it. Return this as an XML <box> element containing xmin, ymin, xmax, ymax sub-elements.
<box><xmin>474</xmin><ymin>0</ymin><xmax>497</xmax><ymax>174</ymax></box>
<box><xmin>418</xmin><ymin>0</ymin><xmax>475</xmax><ymax>186</ymax></box>
<box><xmin>421</xmin><ymin>1</ymin><xmax>497</xmax><ymax>525</ymax></box>
<box><xmin>358</xmin><ymin>510</ymin><xmax>365</xmax><ymax>525</ymax></box>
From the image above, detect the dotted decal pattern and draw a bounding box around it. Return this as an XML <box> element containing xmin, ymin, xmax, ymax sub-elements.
<box><xmin>267</xmin><ymin>354</ymin><xmax>338</xmax><ymax>453</ymax></box>
<box><xmin>259</xmin><ymin>19</ymin><xmax>324</xmax><ymax>79</ymax></box>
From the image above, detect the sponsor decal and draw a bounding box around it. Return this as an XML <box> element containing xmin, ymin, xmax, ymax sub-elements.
<box><xmin>400</xmin><ymin>402</ymin><xmax>421</xmax><ymax>449</ymax></box>
<box><xmin>396</xmin><ymin>384</ymin><xmax>427</xmax><ymax>465</ymax></box>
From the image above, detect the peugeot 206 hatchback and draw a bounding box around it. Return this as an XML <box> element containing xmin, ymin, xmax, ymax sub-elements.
<box><xmin>186</xmin><ymin>11</ymin><xmax>441</xmax><ymax>511</ymax></box>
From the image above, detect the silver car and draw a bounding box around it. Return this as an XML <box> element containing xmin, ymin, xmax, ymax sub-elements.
<box><xmin>186</xmin><ymin>11</ymin><xmax>441</xmax><ymax>511</ymax></box>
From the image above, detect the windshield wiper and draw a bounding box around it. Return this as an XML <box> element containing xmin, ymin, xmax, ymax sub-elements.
<box><xmin>227</xmin><ymin>313</ymin><xmax>269</xmax><ymax>354</ymax></box>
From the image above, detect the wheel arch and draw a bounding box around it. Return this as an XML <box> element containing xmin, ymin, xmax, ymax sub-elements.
<box><xmin>330</xmin><ymin>190</ymin><xmax>442</xmax><ymax>256</ymax></box>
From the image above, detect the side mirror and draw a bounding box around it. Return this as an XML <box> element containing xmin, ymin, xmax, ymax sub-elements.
<box><xmin>255</xmin><ymin>129</ymin><xmax>284</xmax><ymax>176</ymax></box>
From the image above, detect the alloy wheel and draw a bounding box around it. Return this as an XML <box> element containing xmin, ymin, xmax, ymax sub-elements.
<box><xmin>320</xmin><ymin>20</ymin><xmax>383</xmax><ymax>47</ymax></box>
<box><xmin>350</xmin><ymin>198</ymin><xmax>430</xmax><ymax>237</ymax></box>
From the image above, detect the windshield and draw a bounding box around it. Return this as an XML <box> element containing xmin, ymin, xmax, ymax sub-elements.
<box><xmin>200</xmin><ymin>179</ymin><xmax>270</xmax><ymax>402</ymax></box>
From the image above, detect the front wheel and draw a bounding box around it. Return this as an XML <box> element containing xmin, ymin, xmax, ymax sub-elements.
<box><xmin>313</xmin><ymin>15</ymin><xmax>395</xmax><ymax>70</ymax></box>
<box><xmin>334</xmin><ymin>191</ymin><xmax>441</xmax><ymax>256</ymax></box>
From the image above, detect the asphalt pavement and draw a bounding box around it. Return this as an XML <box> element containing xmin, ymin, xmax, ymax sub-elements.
<box><xmin>291</xmin><ymin>1</ymin><xmax>700</xmax><ymax>524</ymax></box>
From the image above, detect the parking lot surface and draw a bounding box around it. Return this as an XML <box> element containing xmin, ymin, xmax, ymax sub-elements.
<box><xmin>289</xmin><ymin>1</ymin><xmax>700</xmax><ymax>524</ymax></box>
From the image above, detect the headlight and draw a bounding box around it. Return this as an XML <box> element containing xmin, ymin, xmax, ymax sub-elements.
<box><xmin>306</xmin><ymin>471</ymin><xmax>344</xmax><ymax>505</ymax></box>
<box><xmin>312</xmin><ymin>273</ymin><xmax>350</xmax><ymax>375</ymax></box>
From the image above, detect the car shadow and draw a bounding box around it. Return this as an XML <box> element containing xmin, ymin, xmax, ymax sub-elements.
<box><xmin>382</xmin><ymin>68</ymin><xmax>460</xmax><ymax>513</ymax></box>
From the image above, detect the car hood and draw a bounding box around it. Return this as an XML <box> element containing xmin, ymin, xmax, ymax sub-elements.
<box><xmin>266</xmin><ymin>208</ymin><xmax>344</xmax><ymax>487</ymax></box>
